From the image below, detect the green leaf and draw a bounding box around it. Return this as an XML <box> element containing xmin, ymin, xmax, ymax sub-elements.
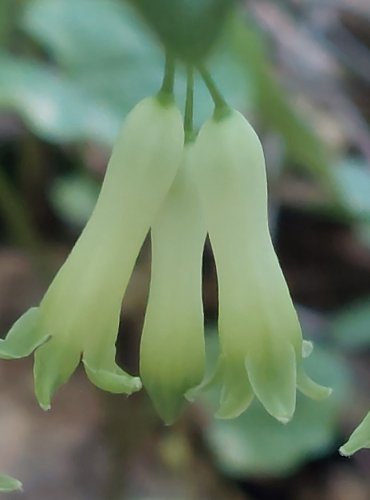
<box><xmin>229</xmin><ymin>16</ymin><xmax>342</xmax><ymax>207</ymax></box>
<box><xmin>0</xmin><ymin>0</ymin><xmax>251</xmax><ymax>143</ymax></box>
<box><xmin>0</xmin><ymin>52</ymin><xmax>120</xmax><ymax>143</ymax></box>
<box><xmin>0</xmin><ymin>474</ymin><xmax>22</xmax><ymax>493</ymax></box>
<box><xmin>203</xmin><ymin>341</ymin><xmax>350</xmax><ymax>477</ymax></box>
<box><xmin>21</xmin><ymin>0</ymin><xmax>163</xmax><ymax>112</ymax></box>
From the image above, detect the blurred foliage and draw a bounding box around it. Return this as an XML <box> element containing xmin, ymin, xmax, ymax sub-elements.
<box><xmin>0</xmin><ymin>0</ymin><xmax>247</xmax><ymax>145</ymax></box>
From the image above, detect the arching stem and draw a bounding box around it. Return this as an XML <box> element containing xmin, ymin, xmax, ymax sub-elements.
<box><xmin>184</xmin><ymin>65</ymin><xmax>195</xmax><ymax>143</ymax></box>
<box><xmin>198</xmin><ymin>65</ymin><xmax>230</xmax><ymax>120</ymax></box>
<box><xmin>158</xmin><ymin>51</ymin><xmax>176</xmax><ymax>103</ymax></box>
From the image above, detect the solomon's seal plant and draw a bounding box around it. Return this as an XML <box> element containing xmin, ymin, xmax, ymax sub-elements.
<box><xmin>5</xmin><ymin>0</ymin><xmax>360</xmax><ymax>489</ymax></box>
<box><xmin>0</xmin><ymin>53</ymin><xmax>331</xmax><ymax>423</ymax></box>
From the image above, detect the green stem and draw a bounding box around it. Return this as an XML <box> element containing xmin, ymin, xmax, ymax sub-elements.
<box><xmin>198</xmin><ymin>65</ymin><xmax>230</xmax><ymax>120</ymax></box>
<box><xmin>184</xmin><ymin>65</ymin><xmax>195</xmax><ymax>143</ymax></box>
<box><xmin>158</xmin><ymin>51</ymin><xmax>175</xmax><ymax>102</ymax></box>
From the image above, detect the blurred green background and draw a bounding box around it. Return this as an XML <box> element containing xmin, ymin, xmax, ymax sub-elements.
<box><xmin>0</xmin><ymin>0</ymin><xmax>370</xmax><ymax>499</ymax></box>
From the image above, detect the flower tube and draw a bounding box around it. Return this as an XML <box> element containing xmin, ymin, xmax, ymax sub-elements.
<box><xmin>192</xmin><ymin>109</ymin><xmax>331</xmax><ymax>422</ymax></box>
<box><xmin>0</xmin><ymin>96</ymin><xmax>184</xmax><ymax>409</ymax></box>
<box><xmin>140</xmin><ymin>144</ymin><xmax>206</xmax><ymax>424</ymax></box>
<box><xmin>340</xmin><ymin>410</ymin><xmax>370</xmax><ymax>456</ymax></box>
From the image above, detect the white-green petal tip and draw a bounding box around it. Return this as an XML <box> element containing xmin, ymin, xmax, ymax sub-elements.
<box><xmin>276</xmin><ymin>415</ymin><xmax>292</xmax><ymax>425</ymax></box>
<box><xmin>0</xmin><ymin>307</ymin><xmax>49</xmax><ymax>359</ymax></box>
<box><xmin>0</xmin><ymin>474</ymin><xmax>23</xmax><ymax>493</ymax></box>
<box><xmin>302</xmin><ymin>340</ymin><xmax>314</xmax><ymax>358</ymax></box>
<box><xmin>339</xmin><ymin>411</ymin><xmax>370</xmax><ymax>456</ymax></box>
<box><xmin>83</xmin><ymin>359</ymin><xmax>142</xmax><ymax>395</ymax></box>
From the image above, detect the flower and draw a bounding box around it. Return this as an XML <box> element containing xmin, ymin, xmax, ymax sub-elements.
<box><xmin>140</xmin><ymin>143</ymin><xmax>206</xmax><ymax>424</ymax></box>
<box><xmin>340</xmin><ymin>410</ymin><xmax>370</xmax><ymax>456</ymax></box>
<box><xmin>191</xmin><ymin>108</ymin><xmax>331</xmax><ymax>422</ymax></box>
<box><xmin>0</xmin><ymin>96</ymin><xmax>184</xmax><ymax>410</ymax></box>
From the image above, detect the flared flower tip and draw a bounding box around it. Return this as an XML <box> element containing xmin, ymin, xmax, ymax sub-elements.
<box><xmin>140</xmin><ymin>144</ymin><xmax>206</xmax><ymax>425</ymax></box>
<box><xmin>0</xmin><ymin>474</ymin><xmax>23</xmax><ymax>493</ymax></box>
<box><xmin>339</xmin><ymin>411</ymin><xmax>370</xmax><ymax>456</ymax></box>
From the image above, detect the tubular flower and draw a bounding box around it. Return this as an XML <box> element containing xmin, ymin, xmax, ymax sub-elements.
<box><xmin>140</xmin><ymin>144</ymin><xmax>206</xmax><ymax>424</ymax></box>
<box><xmin>340</xmin><ymin>410</ymin><xmax>370</xmax><ymax>456</ymax></box>
<box><xmin>192</xmin><ymin>109</ymin><xmax>331</xmax><ymax>422</ymax></box>
<box><xmin>0</xmin><ymin>96</ymin><xmax>184</xmax><ymax>410</ymax></box>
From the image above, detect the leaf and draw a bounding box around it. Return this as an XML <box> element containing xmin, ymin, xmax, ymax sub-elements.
<box><xmin>229</xmin><ymin>16</ymin><xmax>342</xmax><ymax>207</ymax></box>
<box><xmin>0</xmin><ymin>52</ymin><xmax>120</xmax><ymax>143</ymax></box>
<box><xmin>7</xmin><ymin>0</ymin><xmax>250</xmax><ymax>142</ymax></box>
<box><xmin>21</xmin><ymin>0</ymin><xmax>163</xmax><ymax>113</ymax></box>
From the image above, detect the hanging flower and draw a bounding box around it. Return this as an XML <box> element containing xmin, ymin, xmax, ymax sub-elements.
<box><xmin>0</xmin><ymin>96</ymin><xmax>184</xmax><ymax>410</ymax></box>
<box><xmin>140</xmin><ymin>143</ymin><xmax>206</xmax><ymax>424</ymax></box>
<box><xmin>191</xmin><ymin>108</ymin><xmax>331</xmax><ymax>422</ymax></box>
<box><xmin>340</xmin><ymin>410</ymin><xmax>370</xmax><ymax>456</ymax></box>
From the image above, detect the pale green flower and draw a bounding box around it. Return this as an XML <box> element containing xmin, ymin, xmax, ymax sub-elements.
<box><xmin>192</xmin><ymin>109</ymin><xmax>331</xmax><ymax>422</ymax></box>
<box><xmin>140</xmin><ymin>144</ymin><xmax>206</xmax><ymax>424</ymax></box>
<box><xmin>0</xmin><ymin>96</ymin><xmax>184</xmax><ymax>409</ymax></box>
<box><xmin>340</xmin><ymin>410</ymin><xmax>370</xmax><ymax>456</ymax></box>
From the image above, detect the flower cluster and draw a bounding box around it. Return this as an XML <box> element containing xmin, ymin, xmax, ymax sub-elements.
<box><xmin>0</xmin><ymin>62</ymin><xmax>330</xmax><ymax>427</ymax></box>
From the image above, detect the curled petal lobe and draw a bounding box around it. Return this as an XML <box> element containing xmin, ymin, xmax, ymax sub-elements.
<box><xmin>0</xmin><ymin>96</ymin><xmax>184</xmax><ymax>408</ymax></box>
<box><xmin>340</xmin><ymin>411</ymin><xmax>370</xmax><ymax>456</ymax></box>
<box><xmin>192</xmin><ymin>109</ymin><xmax>330</xmax><ymax>421</ymax></box>
<box><xmin>0</xmin><ymin>308</ymin><xmax>48</xmax><ymax>359</ymax></box>
<box><xmin>0</xmin><ymin>474</ymin><xmax>22</xmax><ymax>493</ymax></box>
<box><xmin>216</xmin><ymin>358</ymin><xmax>254</xmax><ymax>419</ymax></box>
<box><xmin>140</xmin><ymin>144</ymin><xmax>206</xmax><ymax>424</ymax></box>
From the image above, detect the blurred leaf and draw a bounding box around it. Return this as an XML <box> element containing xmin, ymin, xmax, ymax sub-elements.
<box><xmin>0</xmin><ymin>0</ymin><xmax>23</xmax><ymax>46</ymax></box>
<box><xmin>229</xmin><ymin>15</ymin><xmax>343</xmax><ymax>207</ymax></box>
<box><xmin>333</xmin><ymin>158</ymin><xmax>370</xmax><ymax>223</ymax></box>
<box><xmin>49</xmin><ymin>174</ymin><xmax>99</xmax><ymax>228</ymax></box>
<box><xmin>331</xmin><ymin>297</ymin><xmax>370</xmax><ymax>350</ymax></box>
<box><xmin>202</xmin><ymin>339</ymin><xmax>350</xmax><ymax>477</ymax></box>
<box><xmin>0</xmin><ymin>51</ymin><xmax>120</xmax><ymax>143</ymax></box>
<box><xmin>0</xmin><ymin>474</ymin><xmax>22</xmax><ymax>493</ymax></box>
<box><xmin>21</xmin><ymin>0</ymin><xmax>163</xmax><ymax>113</ymax></box>
<box><xmin>0</xmin><ymin>0</ymin><xmax>250</xmax><ymax>143</ymax></box>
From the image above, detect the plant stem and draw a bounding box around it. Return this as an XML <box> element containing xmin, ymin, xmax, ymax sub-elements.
<box><xmin>159</xmin><ymin>50</ymin><xmax>176</xmax><ymax>101</ymax></box>
<box><xmin>184</xmin><ymin>65</ymin><xmax>195</xmax><ymax>143</ymax></box>
<box><xmin>198</xmin><ymin>65</ymin><xmax>230</xmax><ymax>119</ymax></box>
